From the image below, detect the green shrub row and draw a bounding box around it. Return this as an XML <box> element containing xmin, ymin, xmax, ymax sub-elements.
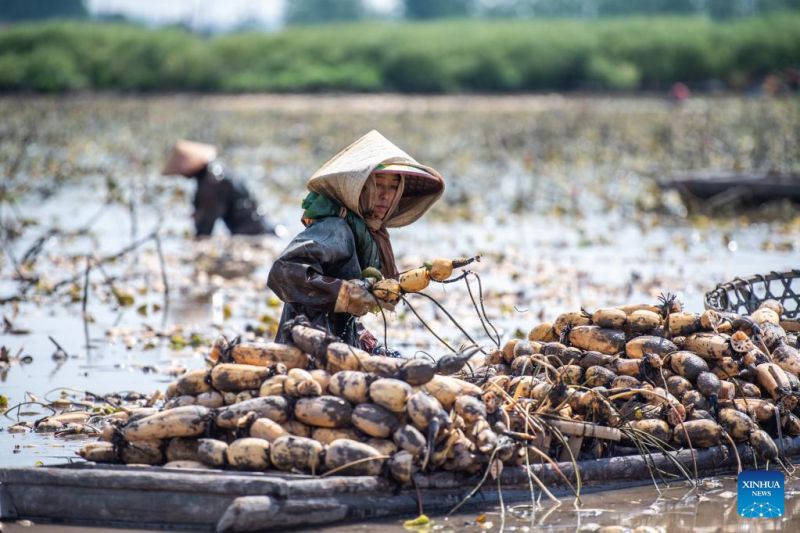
<box><xmin>0</xmin><ymin>14</ymin><xmax>798</xmax><ymax>92</ymax></box>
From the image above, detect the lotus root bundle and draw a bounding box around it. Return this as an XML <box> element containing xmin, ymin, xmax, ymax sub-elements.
<box><xmin>80</xmin><ymin>300</ymin><xmax>800</xmax><ymax>481</ymax></box>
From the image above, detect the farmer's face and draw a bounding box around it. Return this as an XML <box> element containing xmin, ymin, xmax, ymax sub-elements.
<box><xmin>370</xmin><ymin>174</ymin><xmax>401</xmax><ymax>220</ymax></box>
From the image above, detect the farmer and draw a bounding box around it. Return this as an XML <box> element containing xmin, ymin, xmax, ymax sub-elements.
<box><xmin>268</xmin><ymin>130</ymin><xmax>445</xmax><ymax>351</ymax></box>
<box><xmin>162</xmin><ymin>139</ymin><xmax>276</xmax><ymax>237</ymax></box>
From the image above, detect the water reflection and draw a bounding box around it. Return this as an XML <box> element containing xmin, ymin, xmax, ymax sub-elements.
<box><xmin>323</xmin><ymin>476</ymin><xmax>800</xmax><ymax>532</ymax></box>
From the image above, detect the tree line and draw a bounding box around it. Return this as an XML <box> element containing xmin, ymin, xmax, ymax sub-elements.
<box><xmin>0</xmin><ymin>14</ymin><xmax>797</xmax><ymax>93</ymax></box>
<box><xmin>2</xmin><ymin>0</ymin><xmax>800</xmax><ymax>25</ymax></box>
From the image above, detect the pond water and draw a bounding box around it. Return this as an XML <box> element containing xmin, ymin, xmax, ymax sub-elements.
<box><xmin>323</xmin><ymin>474</ymin><xmax>800</xmax><ymax>532</ymax></box>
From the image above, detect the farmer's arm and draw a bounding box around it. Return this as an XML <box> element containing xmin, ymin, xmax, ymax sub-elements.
<box><xmin>267</xmin><ymin>218</ymin><xmax>353</xmax><ymax>310</ymax></box>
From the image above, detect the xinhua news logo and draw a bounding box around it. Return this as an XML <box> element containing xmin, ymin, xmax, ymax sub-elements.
<box><xmin>738</xmin><ymin>470</ymin><xmax>784</xmax><ymax>518</ymax></box>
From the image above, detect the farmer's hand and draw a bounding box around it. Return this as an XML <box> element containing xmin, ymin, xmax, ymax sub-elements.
<box><xmin>359</xmin><ymin>328</ymin><xmax>379</xmax><ymax>352</ymax></box>
<box><xmin>335</xmin><ymin>279</ymin><xmax>378</xmax><ymax>316</ymax></box>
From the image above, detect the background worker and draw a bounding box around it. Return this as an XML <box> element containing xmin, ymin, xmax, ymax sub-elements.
<box><xmin>162</xmin><ymin>139</ymin><xmax>276</xmax><ymax>237</ymax></box>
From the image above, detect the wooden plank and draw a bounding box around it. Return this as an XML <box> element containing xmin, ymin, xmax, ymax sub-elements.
<box><xmin>0</xmin><ymin>483</ymin><xmax>18</xmax><ymax>520</ymax></box>
<box><xmin>0</xmin><ymin>465</ymin><xmax>290</xmax><ymax>497</ymax></box>
<box><xmin>5</xmin><ymin>484</ymin><xmax>228</xmax><ymax>529</ymax></box>
<box><xmin>284</xmin><ymin>475</ymin><xmax>394</xmax><ymax>497</ymax></box>
<box><xmin>217</xmin><ymin>496</ymin><xmax>349</xmax><ymax>532</ymax></box>
<box><xmin>2</xmin><ymin>435</ymin><xmax>800</xmax><ymax>530</ymax></box>
<box><xmin>560</xmin><ymin>435</ymin><xmax>584</xmax><ymax>462</ymax></box>
<box><xmin>660</xmin><ymin>171</ymin><xmax>800</xmax><ymax>206</ymax></box>
<box><xmin>533</xmin><ymin>432</ymin><xmax>551</xmax><ymax>456</ymax></box>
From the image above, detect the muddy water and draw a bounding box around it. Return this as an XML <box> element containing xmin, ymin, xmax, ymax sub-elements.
<box><xmin>322</xmin><ymin>475</ymin><xmax>800</xmax><ymax>532</ymax></box>
<box><xmin>1</xmin><ymin>180</ymin><xmax>208</xmax><ymax>467</ymax></box>
<box><xmin>1</xmin><ymin>95</ymin><xmax>799</xmax><ymax>530</ymax></box>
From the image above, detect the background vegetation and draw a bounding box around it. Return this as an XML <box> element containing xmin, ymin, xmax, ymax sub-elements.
<box><xmin>0</xmin><ymin>13</ymin><xmax>798</xmax><ymax>93</ymax></box>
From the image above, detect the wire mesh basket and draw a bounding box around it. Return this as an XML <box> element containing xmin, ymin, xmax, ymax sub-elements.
<box><xmin>704</xmin><ymin>269</ymin><xmax>800</xmax><ymax>319</ymax></box>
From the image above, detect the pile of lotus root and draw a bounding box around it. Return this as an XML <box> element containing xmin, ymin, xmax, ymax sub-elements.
<box><xmin>77</xmin><ymin>297</ymin><xmax>799</xmax><ymax>481</ymax></box>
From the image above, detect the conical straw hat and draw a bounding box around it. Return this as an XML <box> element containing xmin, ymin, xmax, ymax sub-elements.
<box><xmin>307</xmin><ymin>130</ymin><xmax>444</xmax><ymax>228</ymax></box>
<box><xmin>162</xmin><ymin>140</ymin><xmax>217</xmax><ymax>176</ymax></box>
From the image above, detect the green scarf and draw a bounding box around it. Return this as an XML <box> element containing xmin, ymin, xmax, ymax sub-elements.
<box><xmin>301</xmin><ymin>192</ymin><xmax>381</xmax><ymax>272</ymax></box>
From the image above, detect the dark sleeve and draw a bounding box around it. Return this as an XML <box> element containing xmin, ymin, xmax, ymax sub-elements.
<box><xmin>267</xmin><ymin>218</ymin><xmax>354</xmax><ymax>311</ymax></box>
<box><xmin>193</xmin><ymin>177</ymin><xmax>229</xmax><ymax>236</ymax></box>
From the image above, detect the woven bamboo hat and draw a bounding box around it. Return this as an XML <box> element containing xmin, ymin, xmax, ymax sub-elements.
<box><xmin>306</xmin><ymin>130</ymin><xmax>444</xmax><ymax>228</ymax></box>
<box><xmin>161</xmin><ymin>140</ymin><xmax>217</xmax><ymax>176</ymax></box>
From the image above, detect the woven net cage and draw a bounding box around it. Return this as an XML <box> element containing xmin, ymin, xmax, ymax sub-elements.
<box><xmin>704</xmin><ymin>269</ymin><xmax>800</xmax><ymax>319</ymax></box>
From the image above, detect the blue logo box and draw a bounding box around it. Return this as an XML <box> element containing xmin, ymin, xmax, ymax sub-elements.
<box><xmin>738</xmin><ymin>470</ymin><xmax>784</xmax><ymax>518</ymax></box>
